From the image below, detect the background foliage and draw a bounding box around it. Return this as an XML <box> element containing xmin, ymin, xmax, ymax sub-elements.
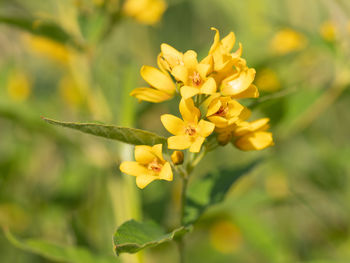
<box><xmin>0</xmin><ymin>0</ymin><xmax>350</xmax><ymax>262</ymax></box>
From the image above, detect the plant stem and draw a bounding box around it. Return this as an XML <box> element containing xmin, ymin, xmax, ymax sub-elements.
<box><xmin>176</xmin><ymin>169</ymin><xmax>188</xmax><ymax>263</ymax></box>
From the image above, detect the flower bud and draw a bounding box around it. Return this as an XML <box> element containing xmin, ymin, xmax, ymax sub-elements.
<box><xmin>171</xmin><ymin>151</ymin><xmax>184</xmax><ymax>165</ymax></box>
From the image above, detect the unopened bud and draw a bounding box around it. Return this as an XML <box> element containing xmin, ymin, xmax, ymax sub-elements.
<box><xmin>171</xmin><ymin>151</ymin><xmax>184</xmax><ymax>165</ymax></box>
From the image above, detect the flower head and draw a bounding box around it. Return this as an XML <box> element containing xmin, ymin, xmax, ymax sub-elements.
<box><xmin>158</xmin><ymin>44</ymin><xmax>184</xmax><ymax>72</ymax></box>
<box><xmin>161</xmin><ymin>98</ymin><xmax>215</xmax><ymax>152</ymax></box>
<box><xmin>171</xmin><ymin>50</ymin><xmax>216</xmax><ymax>99</ymax></box>
<box><xmin>120</xmin><ymin>144</ymin><xmax>173</xmax><ymax>189</ymax></box>
<box><xmin>130</xmin><ymin>66</ymin><xmax>176</xmax><ymax>103</ymax></box>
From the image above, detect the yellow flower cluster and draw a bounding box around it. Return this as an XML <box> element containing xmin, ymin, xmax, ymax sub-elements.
<box><xmin>121</xmin><ymin>28</ymin><xmax>274</xmax><ymax>188</ymax></box>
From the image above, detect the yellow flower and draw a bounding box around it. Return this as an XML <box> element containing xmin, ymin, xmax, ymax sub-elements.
<box><xmin>255</xmin><ymin>68</ymin><xmax>281</xmax><ymax>93</ymax></box>
<box><xmin>234</xmin><ymin>118</ymin><xmax>274</xmax><ymax>151</ymax></box>
<box><xmin>158</xmin><ymin>43</ymin><xmax>184</xmax><ymax>72</ymax></box>
<box><xmin>123</xmin><ymin>0</ymin><xmax>166</xmax><ymax>25</ymax></box>
<box><xmin>220</xmin><ymin>67</ymin><xmax>259</xmax><ymax>99</ymax></box>
<box><xmin>7</xmin><ymin>71</ymin><xmax>32</xmax><ymax>102</ymax></box>
<box><xmin>130</xmin><ymin>65</ymin><xmax>176</xmax><ymax>103</ymax></box>
<box><xmin>171</xmin><ymin>50</ymin><xmax>216</xmax><ymax>99</ymax></box>
<box><xmin>320</xmin><ymin>21</ymin><xmax>337</xmax><ymax>42</ymax></box>
<box><xmin>270</xmin><ymin>28</ymin><xmax>307</xmax><ymax>55</ymax></box>
<box><xmin>206</xmin><ymin>96</ymin><xmax>246</xmax><ymax>128</ymax></box>
<box><xmin>161</xmin><ymin>99</ymin><xmax>215</xmax><ymax>152</ymax></box>
<box><xmin>120</xmin><ymin>144</ymin><xmax>173</xmax><ymax>189</ymax></box>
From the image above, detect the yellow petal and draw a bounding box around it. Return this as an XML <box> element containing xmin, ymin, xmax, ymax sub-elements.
<box><xmin>180</xmin><ymin>86</ymin><xmax>200</xmax><ymax>99</ymax></box>
<box><xmin>179</xmin><ymin>98</ymin><xmax>200</xmax><ymax>123</ymax></box>
<box><xmin>197</xmin><ymin>120</ymin><xmax>215</xmax><ymax>137</ymax></box>
<box><xmin>160</xmin><ymin>43</ymin><xmax>183</xmax><ymax>69</ymax></box>
<box><xmin>231</xmin><ymin>84</ymin><xmax>259</xmax><ymax>99</ymax></box>
<box><xmin>208</xmin><ymin>115</ymin><xmax>228</xmax><ymax>128</ymax></box>
<box><xmin>209</xmin><ymin>27</ymin><xmax>220</xmax><ymax>54</ymax></box>
<box><xmin>159</xmin><ymin>162</ymin><xmax>173</xmax><ymax>181</ymax></box>
<box><xmin>161</xmin><ymin>114</ymin><xmax>185</xmax><ymax>135</ymax></box>
<box><xmin>206</xmin><ymin>97</ymin><xmax>222</xmax><ymax>117</ymax></box>
<box><xmin>130</xmin><ymin>87</ymin><xmax>172</xmax><ymax>103</ymax></box>
<box><xmin>189</xmin><ymin>136</ymin><xmax>205</xmax><ymax>153</ymax></box>
<box><xmin>200</xmin><ymin>77</ymin><xmax>217</xmax><ymax>95</ymax></box>
<box><xmin>221</xmin><ymin>68</ymin><xmax>256</xmax><ymax>96</ymax></box>
<box><xmin>135</xmin><ymin>145</ymin><xmax>154</xmax><ymax>164</ymax></box>
<box><xmin>151</xmin><ymin>144</ymin><xmax>164</xmax><ymax>161</ymax></box>
<box><xmin>197</xmin><ymin>57</ymin><xmax>213</xmax><ymax>77</ymax></box>
<box><xmin>183</xmin><ymin>50</ymin><xmax>198</xmax><ymax>69</ymax></box>
<box><xmin>120</xmin><ymin>161</ymin><xmax>149</xmax><ymax>176</ymax></box>
<box><xmin>235</xmin><ymin>131</ymin><xmax>274</xmax><ymax>151</ymax></box>
<box><xmin>221</xmin><ymin>32</ymin><xmax>236</xmax><ymax>53</ymax></box>
<box><xmin>157</xmin><ymin>53</ymin><xmax>169</xmax><ymax>72</ymax></box>
<box><xmin>136</xmin><ymin>174</ymin><xmax>158</xmax><ymax>189</ymax></box>
<box><xmin>235</xmin><ymin>118</ymin><xmax>270</xmax><ymax>136</ymax></box>
<box><xmin>172</xmin><ymin>65</ymin><xmax>188</xmax><ymax>83</ymax></box>
<box><xmin>168</xmin><ymin>135</ymin><xmax>192</xmax><ymax>150</ymax></box>
<box><xmin>141</xmin><ymin>65</ymin><xmax>175</xmax><ymax>93</ymax></box>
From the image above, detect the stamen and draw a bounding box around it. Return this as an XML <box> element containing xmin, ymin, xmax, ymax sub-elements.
<box><xmin>185</xmin><ymin>126</ymin><xmax>196</xmax><ymax>136</ymax></box>
<box><xmin>189</xmin><ymin>71</ymin><xmax>202</xmax><ymax>86</ymax></box>
<box><xmin>147</xmin><ymin>159</ymin><xmax>163</xmax><ymax>173</ymax></box>
<box><xmin>214</xmin><ymin>106</ymin><xmax>228</xmax><ymax>117</ymax></box>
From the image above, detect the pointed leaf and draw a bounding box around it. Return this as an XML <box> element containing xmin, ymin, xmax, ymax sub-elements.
<box><xmin>113</xmin><ymin>220</ymin><xmax>190</xmax><ymax>255</ymax></box>
<box><xmin>184</xmin><ymin>160</ymin><xmax>261</xmax><ymax>225</ymax></box>
<box><xmin>42</xmin><ymin>117</ymin><xmax>166</xmax><ymax>146</ymax></box>
<box><xmin>3</xmin><ymin>228</ymin><xmax>118</xmax><ymax>263</ymax></box>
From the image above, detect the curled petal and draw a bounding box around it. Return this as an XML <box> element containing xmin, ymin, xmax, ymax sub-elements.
<box><xmin>179</xmin><ymin>98</ymin><xmax>200</xmax><ymax>124</ymax></box>
<box><xmin>140</xmin><ymin>66</ymin><xmax>175</xmax><ymax>93</ymax></box>
<box><xmin>231</xmin><ymin>84</ymin><xmax>259</xmax><ymax>99</ymax></box>
<box><xmin>221</xmin><ymin>68</ymin><xmax>256</xmax><ymax>96</ymax></box>
<box><xmin>206</xmin><ymin>97</ymin><xmax>222</xmax><ymax>117</ymax></box>
<box><xmin>221</xmin><ymin>31</ymin><xmax>236</xmax><ymax>53</ymax></box>
<box><xmin>235</xmin><ymin>131</ymin><xmax>274</xmax><ymax>151</ymax></box>
<box><xmin>130</xmin><ymin>87</ymin><xmax>172</xmax><ymax>103</ymax></box>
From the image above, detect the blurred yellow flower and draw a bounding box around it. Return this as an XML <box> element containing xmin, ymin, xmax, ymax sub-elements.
<box><xmin>130</xmin><ymin>65</ymin><xmax>176</xmax><ymax>103</ymax></box>
<box><xmin>270</xmin><ymin>28</ymin><xmax>307</xmax><ymax>55</ymax></box>
<box><xmin>161</xmin><ymin>99</ymin><xmax>215</xmax><ymax>152</ymax></box>
<box><xmin>24</xmin><ymin>35</ymin><xmax>71</xmax><ymax>65</ymax></box>
<box><xmin>255</xmin><ymin>68</ymin><xmax>281</xmax><ymax>92</ymax></box>
<box><xmin>59</xmin><ymin>75</ymin><xmax>84</xmax><ymax>108</ymax></box>
<box><xmin>7</xmin><ymin>71</ymin><xmax>32</xmax><ymax>102</ymax></box>
<box><xmin>320</xmin><ymin>21</ymin><xmax>337</xmax><ymax>42</ymax></box>
<box><xmin>210</xmin><ymin>220</ymin><xmax>242</xmax><ymax>254</ymax></box>
<box><xmin>120</xmin><ymin>144</ymin><xmax>173</xmax><ymax>189</ymax></box>
<box><xmin>171</xmin><ymin>50</ymin><xmax>215</xmax><ymax>99</ymax></box>
<box><xmin>171</xmin><ymin>151</ymin><xmax>184</xmax><ymax>165</ymax></box>
<box><xmin>220</xmin><ymin>67</ymin><xmax>259</xmax><ymax>99</ymax></box>
<box><xmin>123</xmin><ymin>0</ymin><xmax>166</xmax><ymax>25</ymax></box>
<box><xmin>206</xmin><ymin>96</ymin><xmax>246</xmax><ymax>128</ymax></box>
<box><xmin>234</xmin><ymin>118</ymin><xmax>274</xmax><ymax>151</ymax></box>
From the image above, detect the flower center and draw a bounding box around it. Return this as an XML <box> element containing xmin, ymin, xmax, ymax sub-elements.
<box><xmin>147</xmin><ymin>158</ymin><xmax>163</xmax><ymax>173</ymax></box>
<box><xmin>214</xmin><ymin>106</ymin><xmax>228</xmax><ymax>117</ymax></box>
<box><xmin>185</xmin><ymin>125</ymin><xmax>196</xmax><ymax>136</ymax></box>
<box><xmin>189</xmin><ymin>71</ymin><xmax>202</xmax><ymax>87</ymax></box>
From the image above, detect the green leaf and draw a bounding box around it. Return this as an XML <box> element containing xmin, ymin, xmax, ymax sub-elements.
<box><xmin>113</xmin><ymin>220</ymin><xmax>190</xmax><ymax>255</ymax></box>
<box><xmin>183</xmin><ymin>160</ymin><xmax>260</xmax><ymax>225</ymax></box>
<box><xmin>3</xmin><ymin>228</ymin><xmax>118</xmax><ymax>263</ymax></box>
<box><xmin>42</xmin><ymin>117</ymin><xmax>167</xmax><ymax>146</ymax></box>
<box><xmin>0</xmin><ymin>16</ymin><xmax>82</xmax><ymax>49</ymax></box>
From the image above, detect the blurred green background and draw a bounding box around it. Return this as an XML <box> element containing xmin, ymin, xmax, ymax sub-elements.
<box><xmin>1</xmin><ymin>0</ymin><xmax>350</xmax><ymax>262</ymax></box>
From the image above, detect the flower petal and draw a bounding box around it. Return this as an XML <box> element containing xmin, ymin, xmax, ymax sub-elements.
<box><xmin>183</xmin><ymin>50</ymin><xmax>198</xmax><ymax>69</ymax></box>
<box><xmin>172</xmin><ymin>65</ymin><xmax>188</xmax><ymax>83</ymax></box>
<box><xmin>206</xmin><ymin>97</ymin><xmax>222</xmax><ymax>117</ymax></box>
<box><xmin>160</xmin><ymin>43</ymin><xmax>183</xmax><ymax>69</ymax></box>
<box><xmin>161</xmin><ymin>114</ymin><xmax>185</xmax><ymax>135</ymax></box>
<box><xmin>221</xmin><ymin>68</ymin><xmax>256</xmax><ymax>96</ymax></box>
<box><xmin>209</xmin><ymin>27</ymin><xmax>220</xmax><ymax>54</ymax></box>
<box><xmin>179</xmin><ymin>98</ymin><xmax>200</xmax><ymax>123</ymax></box>
<box><xmin>189</xmin><ymin>137</ymin><xmax>205</xmax><ymax>153</ymax></box>
<box><xmin>221</xmin><ymin>32</ymin><xmax>236</xmax><ymax>53</ymax></box>
<box><xmin>180</xmin><ymin>86</ymin><xmax>200</xmax><ymax>99</ymax></box>
<box><xmin>159</xmin><ymin>162</ymin><xmax>173</xmax><ymax>181</ymax></box>
<box><xmin>207</xmin><ymin>115</ymin><xmax>228</xmax><ymax>128</ymax></box>
<box><xmin>235</xmin><ymin>131</ymin><xmax>274</xmax><ymax>151</ymax></box>
<box><xmin>231</xmin><ymin>84</ymin><xmax>259</xmax><ymax>99</ymax></box>
<box><xmin>120</xmin><ymin>161</ymin><xmax>149</xmax><ymax>176</ymax></box>
<box><xmin>135</xmin><ymin>145</ymin><xmax>154</xmax><ymax>164</ymax></box>
<box><xmin>136</xmin><ymin>174</ymin><xmax>158</xmax><ymax>189</ymax></box>
<box><xmin>151</xmin><ymin>144</ymin><xmax>164</xmax><ymax>162</ymax></box>
<box><xmin>197</xmin><ymin>120</ymin><xmax>215</xmax><ymax>137</ymax></box>
<box><xmin>167</xmin><ymin>135</ymin><xmax>192</xmax><ymax>150</ymax></box>
<box><xmin>130</xmin><ymin>87</ymin><xmax>172</xmax><ymax>103</ymax></box>
<box><xmin>141</xmin><ymin>66</ymin><xmax>175</xmax><ymax>93</ymax></box>
<box><xmin>200</xmin><ymin>77</ymin><xmax>217</xmax><ymax>95</ymax></box>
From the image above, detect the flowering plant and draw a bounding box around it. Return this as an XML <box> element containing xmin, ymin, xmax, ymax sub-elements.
<box><xmin>43</xmin><ymin>28</ymin><xmax>273</xmax><ymax>262</ymax></box>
